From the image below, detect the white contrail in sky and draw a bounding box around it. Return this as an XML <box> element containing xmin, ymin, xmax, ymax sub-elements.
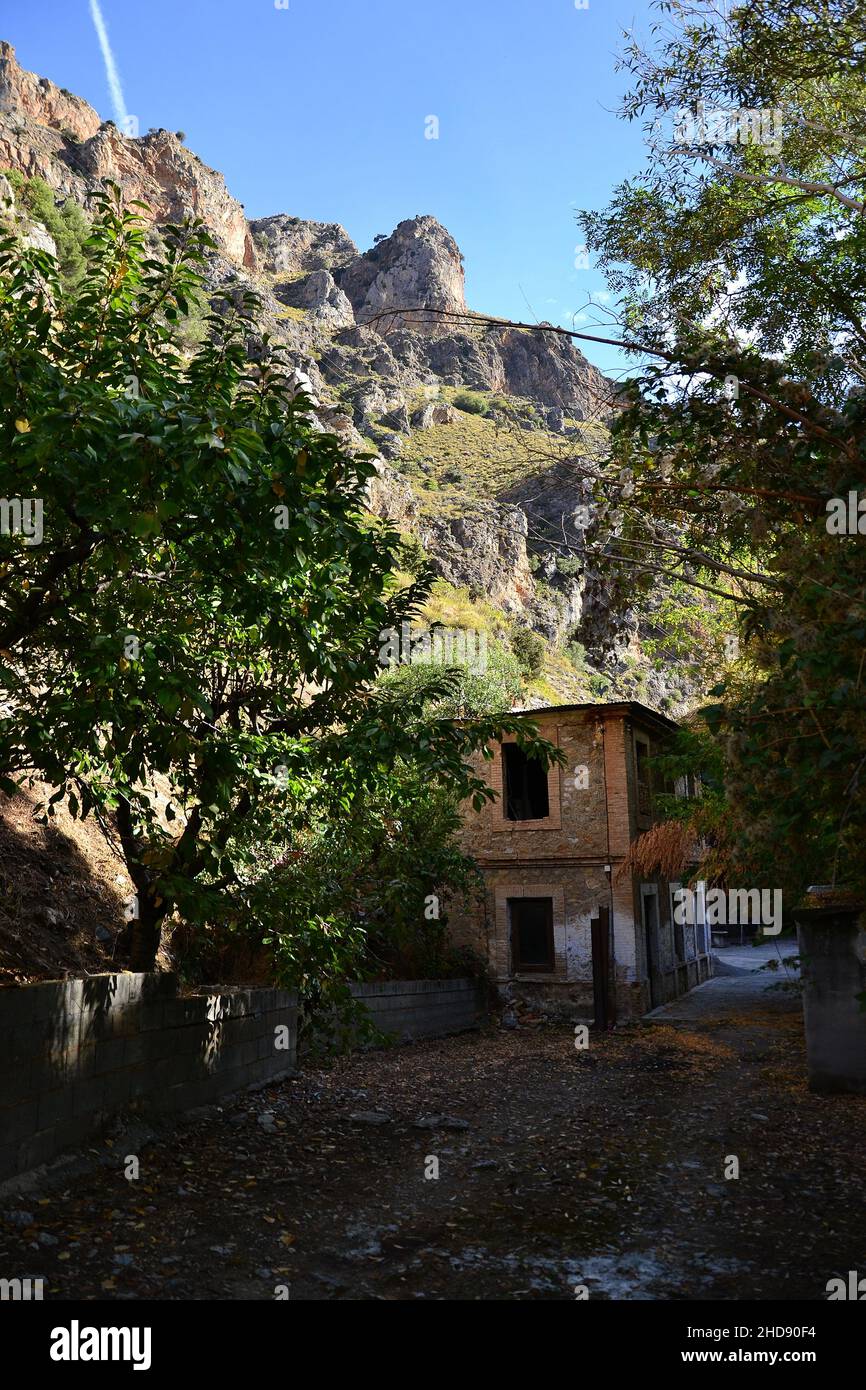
<box><xmin>88</xmin><ymin>0</ymin><xmax>128</xmax><ymax>129</ymax></box>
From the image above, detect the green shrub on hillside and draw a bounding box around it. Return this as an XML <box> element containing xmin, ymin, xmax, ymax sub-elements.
<box><xmin>1</xmin><ymin>173</ymin><xmax>89</xmax><ymax>287</ymax></box>
<box><xmin>510</xmin><ymin>625</ymin><xmax>545</xmax><ymax>680</ymax></box>
<box><xmin>379</xmin><ymin>636</ymin><xmax>527</xmax><ymax>718</ymax></box>
<box><xmin>452</xmin><ymin>389</ymin><xmax>490</xmax><ymax>415</ymax></box>
<box><xmin>555</xmin><ymin>554</ymin><xmax>581</xmax><ymax>577</ymax></box>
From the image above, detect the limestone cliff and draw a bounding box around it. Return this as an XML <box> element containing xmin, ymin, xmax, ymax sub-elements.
<box><xmin>0</xmin><ymin>42</ymin><xmax>253</xmax><ymax>265</ymax></box>
<box><xmin>0</xmin><ymin>39</ymin><xmax>707</xmax><ymax>714</ymax></box>
<box><xmin>337</xmin><ymin>215</ymin><xmax>466</xmax><ymax>333</ymax></box>
<box><xmin>0</xmin><ymin>40</ymin><xmax>100</xmax><ymax>141</ymax></box>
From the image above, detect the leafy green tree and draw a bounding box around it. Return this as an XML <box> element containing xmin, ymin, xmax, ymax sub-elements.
<box><xmin>572</xmin><ymin>0</ymin><xmax>866</xmax><ymax>900</ymax></box>
<box><xmin>238</xmin><ymin>746</ymin><xmax>483</xmax><ymax>1040</ymax></box>
<box><xmin>225</xmin><ymin>632</ymin><xmax>553</xmax><ymax>1026</ymax></box>
<box><xmin>379</xmin><ymin>635</ymin><xmax>527</xmax><ymax>716</ymax></box>
<box><xmin>1</xmin><ymin>173</ymin><xmax>90</xmax><ymax>287</ymax></box>
<box><xmin>237</xmin><ymin>655</ymin><xmax>558</xmax><ymax>1031</ymax></box>
<box><xmin>0</xmin><ymin>185</ymin><xmax>556</xmax><ymax>974</ymax></box>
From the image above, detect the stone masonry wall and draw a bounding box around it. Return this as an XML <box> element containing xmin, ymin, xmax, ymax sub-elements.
<box><xmin>446</xmin><ymin>706</ymin><xmax>708</xmax><ymax>1018</ymax></box>
<box><xmin>447</xmin><ymin>710</ymin><xmax>634</xmax><ymax>993</ymax></box>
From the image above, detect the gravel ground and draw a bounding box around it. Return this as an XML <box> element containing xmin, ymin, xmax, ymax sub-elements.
<box><xmin>2</xmin><ymin>975</ymin><xmax>864</xmax><ymax>1301</ymax></box>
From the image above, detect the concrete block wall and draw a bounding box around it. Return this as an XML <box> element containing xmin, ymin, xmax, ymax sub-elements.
<box><xmin>796</xmin><ymin>910</ymin><xmax>866</xmax><ymax>1094</ymax></box>
<box><xmin>0</xmin><ymin>973</ymin><xmax>297</xmax><ymax>1185</ymax></box>
<box><xmin>349</xmin><ymin>979</ymin><xmax>485</xmax><ymax>1042</ymax></box>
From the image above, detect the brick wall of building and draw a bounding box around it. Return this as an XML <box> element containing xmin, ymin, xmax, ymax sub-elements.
<box><xmin>448</xmin><ymin>703</ymin><xmax>712</xmax><ymax>1019</ymax></box>
<box><xmin>462</xmin><ymin>709</ymin><xmax>610</xmax><ymax>861</ymax></box>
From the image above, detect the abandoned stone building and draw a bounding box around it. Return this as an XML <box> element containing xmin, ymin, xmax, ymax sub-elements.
<box><xmin>448</xmin><ymin>701</ymin><xmax>713</xmax><ymax>1020</ymax></box>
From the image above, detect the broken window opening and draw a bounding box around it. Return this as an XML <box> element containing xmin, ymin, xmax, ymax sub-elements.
<box><xmin>503</xmin><ymin>742</ymin><xmax>550</xmax><ymax>821</ymax></box>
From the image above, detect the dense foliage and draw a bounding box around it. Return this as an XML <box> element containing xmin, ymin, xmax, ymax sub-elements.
<box><xmin>577</xmin><ymin>0</ymin><xmax>866</xmax><ymax>900</ymax></box>
<box><xmin>0</xmin><ymin>184</ymin><xmax>557</xmax><ymax>985</ymax></box>
<box><xmin>1</xmin><ymin>171</ymin><xmax>90</xmax><ymax>287</ymax></box>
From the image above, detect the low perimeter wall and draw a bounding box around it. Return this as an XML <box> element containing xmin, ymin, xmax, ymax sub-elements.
<box><xmin>350</xmin><ymin>979</ymin><xmax>486</xmax><ymax>1042</ymax></box>
<box><xmin>0</xmin><ymin>973</ymin><xmax>297</xmax><ymax>1185</ymax></box>
<box><xmin>0</xmin><ymin>973</ymin><xmax>485</xmax><ymax>1184</ymax></box>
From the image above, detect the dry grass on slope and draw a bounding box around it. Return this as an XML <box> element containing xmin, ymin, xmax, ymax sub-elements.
<box><xmin>0</xmin><ymin>784</ymin><xmax>134</xmax><ymax>986</ymax></box>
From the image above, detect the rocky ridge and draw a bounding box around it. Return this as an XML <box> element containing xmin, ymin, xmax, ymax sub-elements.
<box><xmin>0</xmin><ymin>41</ymin><xmax>701</xmax><ymax>713</ymax></box>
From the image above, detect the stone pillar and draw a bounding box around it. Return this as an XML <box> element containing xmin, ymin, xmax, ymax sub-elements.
<box><xmin>794</xmin><ymin>904</ymin><xmax>866</xmax><ymax>1094</ymax></box>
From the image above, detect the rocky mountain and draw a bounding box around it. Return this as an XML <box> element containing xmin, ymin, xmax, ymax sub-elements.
<box><xmin>336</xmin><ymin>214</ymin><xmax>466</xmax><ymax>331</ymax></box>
<box><xmin>0</xmin><ymin>40</ymin><xmax>706</xmax><ymax>714</ymax></box>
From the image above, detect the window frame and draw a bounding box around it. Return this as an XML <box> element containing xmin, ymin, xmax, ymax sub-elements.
<box><xmin>509</xmin><ymin>896</ymin><xmax>556</xmax><ymax>974</ymax></box>
<box><xmin>502</xmin><ymin>741</ymin><xmax>550</xmax><ymax>822</ymax></box>
<box><xmin>635</xmin><ymin>736</ymin><xmax>652</xmax><ymax>818</ymax></box>
<box><xmin>491</xmin><ymin>735</ymin><xmax>562</xmax><ymax>834</ymax></box>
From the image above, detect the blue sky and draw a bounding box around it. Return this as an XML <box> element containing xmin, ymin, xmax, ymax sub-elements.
<box><xmin>4</xmin><ymin>0</ymin><xmax>656</xmax><ymax>376</ymax></box>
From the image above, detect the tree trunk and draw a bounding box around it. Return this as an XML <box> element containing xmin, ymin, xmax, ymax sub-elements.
<box><xmin>115</xmin><ymin>795</ymin><xmax>166</xmax><ymax>974</ymax></box>
<box><xmin>128</xmin><ymin>903</ymin><xmax>164</xmax><ymax>973</ymax></box>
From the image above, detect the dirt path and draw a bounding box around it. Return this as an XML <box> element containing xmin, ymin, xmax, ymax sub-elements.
<box><xmin>2</xmin><ymin>965</ymin><xmax>864</xmax><ymax>1301</ymax></box>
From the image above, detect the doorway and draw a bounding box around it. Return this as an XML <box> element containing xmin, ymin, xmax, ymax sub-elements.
<box><xmin>590</xmin><ymin>904</ymin><xmax>614</xmax><ymax>1028</ymax></box>
<box><xmin>641</xmin><ymin>887</ymin><xmax>662</xmax><ymax>1010</ymax></box>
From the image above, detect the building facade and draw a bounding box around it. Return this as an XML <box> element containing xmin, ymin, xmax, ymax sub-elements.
<box><xmin>448</xmin><ymin>701</ymin><xmax>713</xmax><ymax>1020</ymax></box>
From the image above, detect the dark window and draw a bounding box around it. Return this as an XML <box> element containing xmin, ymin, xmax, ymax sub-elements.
<box><xmin>510</xmin><ymin>897</ymin><xmax>555</xmax><ymax>972</ymax></box>
<box><xmin>635</xmin><ymin>740</ymin><xmax>652</xmax><ymax>816</ymax></box>
<box><xmin>503</xmin><ymin>743</ymin><xmax>549</xmax><ymax>821</ymax></box>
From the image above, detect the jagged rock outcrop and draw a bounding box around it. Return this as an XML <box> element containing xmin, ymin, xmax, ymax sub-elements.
<box><xmin>0</xmin><ymin>99</ymin><xmax>77</xmax><ymax>194</ymax></box>
<box><xmin>325</xmin><ymin>320</ymin><xmax>612</xmax><ymax>424</ymax></box>
<box><xmin>414</xmin><ymin>327</ymin><xmax>614</xmax><ymax>419</ymax></box>
<box><xmin>275</xmin><ymin>268</ymin><xmax>354</xmax><ymax>328</ymax></box>
<box><xmin>0</xmin><ymin>41</ymin><xmax>100</xmax><ymax>141</ymax></box>
<box><xmin>336</xmin><ymin>216</ymin><xmax>466</xmax><ymax>334</ymax></box>
<box><xmin>368</xmin><ymin>463</ymin><xmax>543</xmax><ymax>624</ymax></box>
<box><xmin>249</xmin><ymin>214</ymin><xmax>357</xmax><ymax>276</ymax></box>
<box><xmin>0</xmin><ymin>43</ymin><xmax>253</xmax><ymax>265</ymax></box>
<box><xmin>418</xmin><ymin>506</ymin><xmax>535</xmax><ymax>618</ymax></box>
<box><xmin>505</xmin><ymin>458</ymin><xmax>596</xmax><ymax>550</ymax></box>
<box><xmin>74</xmin><ymin>126</ymin><xmax>255</xmax><ymax>266</ymax></box>
<box><xmin>496</xmin><ymin>328</ymin><xmax>614</xmax><ymax>418</ymax></box>
<box><xmin>321</xmin><ymin>326</ymin><xmax>412</xmax><ymax>388</ymax></box>
<box><xmin>366</xmin><ymin>460</ymin><xmax>419</xmax><ymax>531</ymax></box>
<box><xmin>413</xmin><ymin>401</ymin><xmax>457</xmax><ymax>429</ymax></box>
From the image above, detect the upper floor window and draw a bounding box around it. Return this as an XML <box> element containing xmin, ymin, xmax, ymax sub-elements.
<box><xmin>635</xmin><ymin>739</ymin><xmax>652</xmax><ymax>816</ymax></box>
<box><xmin>503</xmin><ymin>743</ymin><xmax>549</xmax><ymax>821</ymax></box>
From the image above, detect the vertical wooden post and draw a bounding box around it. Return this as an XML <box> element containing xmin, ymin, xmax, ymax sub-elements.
<box><xmin>591</xmin><ymin>905</ymin><xmax>614</xmax><ymax>1028</ymax></box>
